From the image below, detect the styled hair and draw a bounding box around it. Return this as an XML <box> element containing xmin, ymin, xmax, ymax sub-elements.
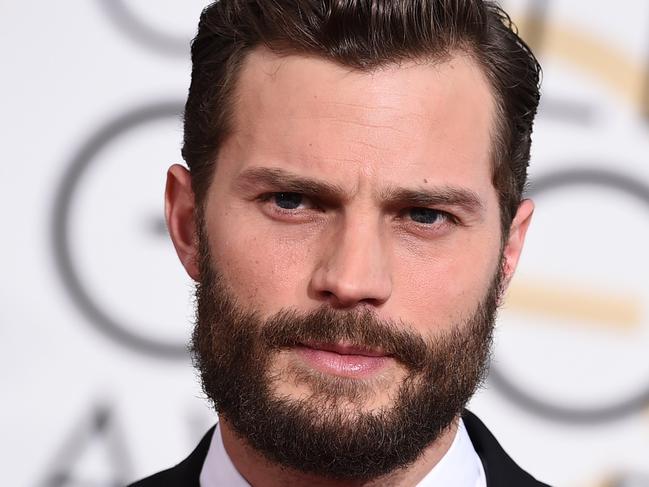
<box><xmin>183</xmin><ymin>0</ymin><xmax>541</xmax><ymax>233</ymax></box>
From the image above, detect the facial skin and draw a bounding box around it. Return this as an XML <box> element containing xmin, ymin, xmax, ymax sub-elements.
<box><xmin>166</xmin><ymin>47</ymin><xmax>534</xmax><ymax>486</ymax></box>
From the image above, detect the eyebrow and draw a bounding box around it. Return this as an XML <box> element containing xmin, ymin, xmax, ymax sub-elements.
<box><xmin>234</xmin><ymin>167</ymin><xmax>348</xmax><ymax>203</ymax></box>
<box><xmin>378</xmin><ymin>185</ymin><xmax>485</xmax><ymax>216</ymax></box>
<box><xmin>235</xmin><ymin>166</ymin><xmax>485</xmax><ymax>215</ymax></box>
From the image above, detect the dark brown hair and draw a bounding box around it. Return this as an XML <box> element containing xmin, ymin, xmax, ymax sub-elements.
<box><xmin>183</xmin><ymin>0</ymin><xmax>541</xmax><ymax>233</ymax></box>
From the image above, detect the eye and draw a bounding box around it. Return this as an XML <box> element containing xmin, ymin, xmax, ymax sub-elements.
<box><xmin>407</xmin><ymin>207</ymin><xmax>448</xmax><ymax>225</ymax></box>
<box><xmin>272</xmin><ymin>192</ymin><xmax>305</xmax><ymax>210</ymax></box>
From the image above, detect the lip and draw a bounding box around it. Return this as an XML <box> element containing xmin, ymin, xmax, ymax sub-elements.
<box><xmin>293</xmin><ymin>342</ymin><xmax>392</xmax><ymax>378</ymax></box>
<box><xmin>301</xmin><ymin>341</ymin><xmax>390</xmax><ymax>357</ymax></box>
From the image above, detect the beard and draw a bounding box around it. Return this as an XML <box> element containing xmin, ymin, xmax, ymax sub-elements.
<box><xmin>191</xmin><ymin>225</ymin><xmax>502</xmax><ymax>482</ymax></box>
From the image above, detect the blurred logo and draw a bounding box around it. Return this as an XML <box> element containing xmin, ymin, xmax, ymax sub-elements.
<box><xmin>97</xmin><ymin>0</ymin><xmax>205</xmax><ymax>57</ymax></box>
<box><xmin>52</xmin><ymin>101</ymin><xmax>191</xmax><ymax>359</ymax></box>
<box><xmin>491</xmin><ymin>2</ymin><xmax>649</xmax><ymax>423</ymax></box>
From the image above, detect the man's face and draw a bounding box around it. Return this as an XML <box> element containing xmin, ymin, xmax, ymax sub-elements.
<box><xmin>204</xmin><ymin>48</ymin><xmax>504</xmax><ymax>339</ymax></box>
<box><xmin>167</xmin><ymin>47</ymin><xmax>533</xmax><ymax>480</ymax></box>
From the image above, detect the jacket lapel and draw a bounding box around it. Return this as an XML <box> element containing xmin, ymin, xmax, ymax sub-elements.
<box><xmin>462</xmin><ymin>410</ymin><xmax>551</xmax><ymax>486</ymax></box>
<box><xmin>129</xmin><ymin>425</ymin><xmax>215</xmax><ymax>486</ymax></box>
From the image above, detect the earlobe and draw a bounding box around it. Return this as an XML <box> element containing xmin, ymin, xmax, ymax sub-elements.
<box><xmin>165</xmin><ymin>164</ymin><xmax>200</xmax><ymax>281</ymax></box>
<box><xmin>501</xmin><ymin>199</ymin><xmax>534</xmax><ymax>292</ymax></box>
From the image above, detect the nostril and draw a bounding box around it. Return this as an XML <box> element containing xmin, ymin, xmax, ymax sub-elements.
<box><xmin>319</xmin><ymin>290</ymin><xmax>339</xmax><ymax>303</ymax></box>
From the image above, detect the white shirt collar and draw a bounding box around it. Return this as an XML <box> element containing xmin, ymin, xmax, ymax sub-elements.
<box><xmin>416</xmin><ymin>419</ymin><xmax>486</xmax><ymax>487</ymax></box>
<box><xmin>199</xmin><ymin>421</ymin><xmax>249</xmax><ymax>486</ymax></box>
<box><xmin>200</xmin><ymin>419</ymin><xmax>486</xmax><ymax>487</ymax></box>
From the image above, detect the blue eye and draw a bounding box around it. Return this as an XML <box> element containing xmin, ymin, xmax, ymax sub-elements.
<box><xmin>408</xmin><ymin>208</ymin><xmax>445</xmax><ymax>224</ymax></box>
<box><xmin>273</xmin><ymin>192</ymin><xmax>303</xmax><ymax>210</ymax></box>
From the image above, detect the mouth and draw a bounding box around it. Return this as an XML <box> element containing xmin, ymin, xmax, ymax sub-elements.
<box><xmin>292</xmin><ymin>341</ymin><xmax>393</xmax><ymax>378</ymax></box>
<box><xmin>300</xmin><ymin>341</ymin><xmax>391</xmax><ymax>357</ymax></box>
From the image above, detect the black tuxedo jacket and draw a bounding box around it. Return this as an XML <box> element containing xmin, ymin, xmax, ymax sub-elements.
<box><xmin>129</xmin><ymin>410</ymin><xmax>551</xmax><ymax>486</ymax></box>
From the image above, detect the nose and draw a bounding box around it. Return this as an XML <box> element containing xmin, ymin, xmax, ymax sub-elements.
<box><xmin>309</xmin><ymin>218</ymin><xmax>392</xmax><ymax>309</ymax></box>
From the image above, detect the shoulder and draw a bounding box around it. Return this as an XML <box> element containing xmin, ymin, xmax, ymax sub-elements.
<box><xmin>127</xmin><ymin>425</ymin><xmax>216</xmax><ymax>487</ymax></box>
<box><xmin>462</xmin><ymin>410</ymin><xmax>553</xmax><ymax>487</ymax></box>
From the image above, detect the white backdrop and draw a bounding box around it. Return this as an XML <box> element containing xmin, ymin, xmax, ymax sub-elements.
<box><xmin>2</xmin><ymin>1</ymin><xmax>649</xmax><ymax>486</ymax></box>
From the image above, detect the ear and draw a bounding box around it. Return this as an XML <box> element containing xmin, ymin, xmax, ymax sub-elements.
<box><xmin>500</xmin><ymin>198</ymin><xmax>534</xmax><ymax>293</ymax></box>
<box><xmin>165</xmin><ymin>164</ymin><xmax>200</xmax><ymax>281</ymax></box>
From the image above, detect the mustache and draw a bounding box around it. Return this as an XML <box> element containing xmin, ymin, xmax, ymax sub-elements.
<box><xmin>259</xmin><ymin>306</ymin><xmax>430</xmax><ymax>372</ymax></box>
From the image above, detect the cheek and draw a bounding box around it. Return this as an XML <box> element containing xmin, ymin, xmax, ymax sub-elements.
<box><xmin>392</xmin><ymin>231</ymin><xmax>501</xmax><ymax>331</ymax></box>
<box><xmin>205</xmin><ymin>206</ymin><xmax>316</xmax><ymax>312</ymax></box>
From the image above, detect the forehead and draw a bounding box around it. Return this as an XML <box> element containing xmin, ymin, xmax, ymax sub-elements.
<box><xmin>223</xmin><ymin>46</ymin><xmax>496</xmax><ymax>192</ymax></box>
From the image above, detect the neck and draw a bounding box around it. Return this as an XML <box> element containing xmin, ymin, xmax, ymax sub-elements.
<box><xmin>218</xmin><ymin>415</ymin><xmax>460</xmax><ymax>487</ymax></box>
